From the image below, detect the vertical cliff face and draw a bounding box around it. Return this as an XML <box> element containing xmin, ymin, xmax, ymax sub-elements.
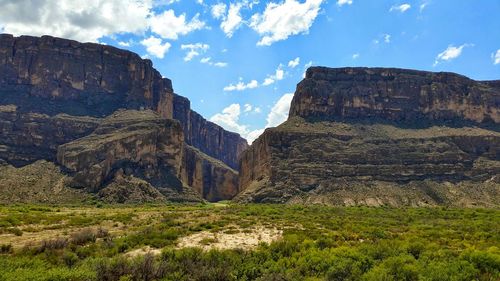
<box><xmin>236</xmin><ymin>67</ymin><xmax>500</xmax><ymax>207</ymax></box>
<box><xmin>173</xmin><ymin>94</ymin><xmax>249</xmax><ymax>170</ymax></box>
<box><xmin>0</xmin><ymin>34</ymin><xmax>246</xmax><ymax>202</ymax></box>
<box><xmin>181</xmin><ymin>146</ymin><xmax>240</xmax><ymax>202</ymax></box>
<box><xmin>0</xmin><ymin>34</ymin><xmax>173</xmax><ymax>118</ymax></box>
<box><xmin>290</xmin><ymin>67</ymin><xmax>500</xmax><ymax>124</ymax></box>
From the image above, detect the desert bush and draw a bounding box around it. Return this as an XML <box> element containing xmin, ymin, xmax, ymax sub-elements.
<box><xmin>71</xmin><ymin>228</ymin><xmax>97</xmax><ymax>245</ymax></box>
<box><xmin>0</xmin><ymin>244</ymin><xmax>13</xmax><ymax>254</ymax></box>
<box><xmin>38</xmin><ymin>237</ymin><xmax>68</xmax><ymax>253</ymax></box>
<box><xmin>362</xmin><ymin>254</ymin><xmax>419</xmax><ymax>281</ymax></box>
<box><xmin>62</xmin><ymin>250</ymin><xmax>79</xmax><ymax>267</ymax></box>
<box><xmin>7</xmin><ymin>227</ymin><xmax>23</xmax><ymax>236</ymax></box>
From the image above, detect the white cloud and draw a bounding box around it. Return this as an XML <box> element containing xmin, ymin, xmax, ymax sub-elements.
<box><xmin>337</xmin><ymin>0</ymin><xmax>353</xmax><ymax>7</ymax></box>
<box><xmin>220</xmin><ymin>2</ymin><xmax>245</xmax><ymax>37</ymax></box>
<box><xmin>223</xmin><ymin>79</ymin><xmax>259</xmax><ymax>91</ymax></box>
<box><xmin>262</xmin><ymin>64</ymin><xmax>285</xmax><ymax>86</ymax></box>
<box><xmin>384</xmin><ymin>34</ymin><xmax>391</xmax><ymax>43</ymax></box>
<box><xmin>303</xmin><ymin>60</ymin><xmax>313</xmax><ymax>77</ymax></box>
<box><xmin>352</xmin><ymin>53</ymin><xmax>359</xmax><ymax>59</ymax></box>
<box><xmin>200</xmin><ymin>57</ymin><xmax>228</xmax><ymax>67</ymax></box>
<box><xmin>181</xmin><ymin>43</ymin><xmax>209</xmax><ymax>61</ymax></box>
<box><xmin>209</xmin><ymin>104</ymin><xmax>249</xmax><ymax>137</ymax></box>
<box><xmin>0</xmin><ymin>1</ymin><xmax>209</xmax><ymax>43</ymax></box>
<box><xmin>213</xmin><ymin>62</ymin><xmax>228</xmax><ymax>67</ymax></box>
<box><xmin>419</xmin><ymin>1</ymin><xmax>430</xmax><ymax>12</ymax></box>
<box><xmin>210</xmin><ymin>93</ymin><xmax>295</xmax><ymax>143</ymax></box>
<box><xmin>149</xmin><ymin>10</ymin><xmax>205</xmax><ymax>40</ymax></box>
<box><xmin>118</xmin><ymin>41</ymin><xmax>131</xmax><ymax>47</ymax></box>
<box><xmin>244</xmin><ymin>104</ymin><xmax>253</xmax><ymax>112</ymax></box>
<box><xmin>288</xmin><ymin>57</ymin><xmax>300</xmax><ymax>68</ymax></box>
<box><xmin>211</xmin><ymin>3</ymin><xmax>227</xmax><ymax>19</ymax></box>
<box><xmin>0</xmin><ymin>0</ymin><xmax>152</xmax><ymax>42</ymax></box>
<box><xmin>493</xmin><ymin>49</ymin><xmax>500</xmax><ymax>65</ymax></box>
<box><xmin>250</xmin><ymin>0</ymin><xmax>324</xmax><ymax>46</ymax></box>
<box><xmin>140</xmin><ymin>36</ymin><xmax>171</xmax><ymax>59</ymax></box>
<box><xmin>266</xmin><ymin>93</ymin><xmax>294</xmax><ymax>127</ymax></box>
<box><xmin>390</xmin><ymin>3</ymin><xmax>411</xmax><ymax>13</ymax></box>
<box><xmin>434</xmin><ymin>44</ymin><xmax>473</xmax><ymax>66</ymax></box>
<box><xmin>246</xmin><ymin>129</ymin><xmax>265</xmax><ymax>143</ymax></box>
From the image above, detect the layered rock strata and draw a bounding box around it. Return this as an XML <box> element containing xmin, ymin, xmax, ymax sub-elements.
<box><xmin>237</xmin><ymin>67</ymin><xmax>500</xmax><ymax>207</ymax></box>
<box><xmin>173</xmin><ymin>94</ymin><xmax>248</xmax><ymax>170</ymax></box>
<box><xmin>0</xmin><ymin>34</ymin><xmax>245</xmax><ymax>202</ymax></box>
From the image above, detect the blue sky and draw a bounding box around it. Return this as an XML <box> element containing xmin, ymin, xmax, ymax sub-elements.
<box><xmin>1</xmin><ymin>0</ymin><xmax>499</xmax><ymax>142</ymax></box>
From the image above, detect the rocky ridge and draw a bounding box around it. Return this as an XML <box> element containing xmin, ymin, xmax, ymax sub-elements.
<box><xmin>0</xmin><ymin>34</ymin><xmax>246</xmax><ymax>202</ymax></box>
<box><xmin>236</xmin><ymin>67</ymin><xmax>500</xmax><ymax>207</ymax></box>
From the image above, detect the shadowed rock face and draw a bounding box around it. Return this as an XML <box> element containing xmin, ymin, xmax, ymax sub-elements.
<box><xmin>173</xmin><ymin>94</ymin><xmax>248</xmax><ymax>170</ymax></box>
<box><xmin>291</xmin><ymin>67</ymin><xmax>500</xmax><ymax>124</ymax></box>
<box><xmin>237</xmin><ymin>67</ymin><xmax>500</xmax><ymax>207</ymax></box>
<box><xmin>0</xmin><ymin>34</ymin><xmax>173</xmax><ymax>118</ymax></box>
<box><xmin>0</xmin><ymin>34</ymin><xmax>245</xmax><ymax>202</ymax></box>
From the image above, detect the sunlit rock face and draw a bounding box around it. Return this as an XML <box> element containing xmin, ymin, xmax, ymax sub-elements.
<box><xmin>0</xmin><ymin>34</ymin><xmax>247</xmax><ymax>202</ymax></box>
<box><xmin>236</xmin><ymin>67</ymin><xmax>500</xmax><ymax>207</ymax></box>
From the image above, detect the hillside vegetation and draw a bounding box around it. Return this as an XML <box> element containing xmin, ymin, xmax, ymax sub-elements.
<box><xmin>0</xmin><ymin>203</ymin><xmax>498</xmax><ymax>280</ymax></box>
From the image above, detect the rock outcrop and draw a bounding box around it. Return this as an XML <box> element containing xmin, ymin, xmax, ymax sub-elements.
<box><xmin>236</xmin><ymin>67</ymin><xmax>500</xmax><ymax>207</ymax></box>
<box><xmin>57</xmin><ymin>110</ymin><xmax>185</xmax><ymax>192</ymax></box>
<box><xmin>290</xmin><ymin>67</ymin><xmax>500</xmax><ymax>124</ymax></box>
<box><xmin>173</xmin><ymin>94</ymin><xmax>248</xmax><ymax>170</ymax></box>
<box><xmin>0</xmin><ymin>34</ymin><xmax>173</xmax><ymax>118</ymax></box>
<box><xmin>0</xmin><ymin>34</ymin><xmax>245</xmax><ymax>202</ymax></box>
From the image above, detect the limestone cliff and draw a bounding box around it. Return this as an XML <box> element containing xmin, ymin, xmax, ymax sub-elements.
<box><xmin>236</xmin><ymin>67</ymin><xmax>500</xmax><ymax>207</ymax></box>
<box><xmin>173</xmin><ymin>94</ymin><xmax>248</xmax><ymax>170</ymax></box>
<box><xmin>290</xmin><ymin>67</ymin><xmax>500</xmax><ymax>124</ymax></box>
<box><xmin>0</xmin><ymin>34</ymin><xmax>173</xmax><ymax>118</ymax></box>
<box><xmin>0</xmin><ymin>34</ymin><xmax>245</xmax><ymax>202</ymax></box>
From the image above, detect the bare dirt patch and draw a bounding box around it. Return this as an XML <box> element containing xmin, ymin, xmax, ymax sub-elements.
<box><xmin>177</xmin><ymin>225</ymin><xmax>282</xmax><ymax>250</ymax></box>
<box><xmin>124</xmin><ymin>246</ymin><xmax>162</xmax><ymax>258</ymax></box>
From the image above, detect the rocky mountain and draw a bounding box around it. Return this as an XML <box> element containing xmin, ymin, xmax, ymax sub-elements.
<box><xmin>0</xmin><ymin>34</ymin><xmax>247</xmax><ymax>203</ymax></box>
<box><xmin>236</xmin><ymin>67</ymin><xmax>500</xmax><ymax>207</ymax></box>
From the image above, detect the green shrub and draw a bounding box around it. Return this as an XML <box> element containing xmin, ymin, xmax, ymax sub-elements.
<box><xmin>362</xmin><ymin>254</ymin><xmax>419</xmax><ymax>281</ymax></box>
<box><xmin>0</xmin><ymin>244</ymin><xmax>13</xmax><ymax>254</ymax></box>
<box><xmin>71</xmin><ymin>228</ymin><xmax>97</xmax><ymax>245</ymax></box>
<box><xmin>62</xmin><ymin>250</ymin><xmax>79</xmax><ymax>267</ymax></box>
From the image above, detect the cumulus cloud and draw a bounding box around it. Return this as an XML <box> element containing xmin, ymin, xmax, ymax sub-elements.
<box><xmin>140</xmin><ymin>36</ymin><xmax>171</xmax><ymax>58</ymax></box>
<box><xmin>200</xmin><ymin>57</ymin><xmax>228</xmax><ymax>67</ymax></box>
<box><xmin>210</xmin><ymin>93</ymin><xmax>295</xmax><ymax>143</ymax></box>
<box><xmin>434</xmin><ymin>44</ymin><xmax>473</xmax><ymax>66</ymax></box>
<box><xmin>288</xmin><ymin>57</ymin><xmax>300</xmax><ymax>68</ymax></box>
<box><xmin>337</xmin><ymin>0</ymin><xmax>353</xmax><ymax>7</ymax></box>
<box><xmin>181</xmin><ymin>43</ymin><xmax>209</xmax><ymax>61</ymax></box>
<box><xmin>211</xmin><ymin>3</ymin><xmax>227</xmax><ymax>19</ymax></box>
<box><xmin>302</xmin><ymin>60</ymin><xmax>313</xmax><ymax>77</ymax></box>
<box><xmin>244</xmin><ymin>104</ymin><xmax>253</xmax><ymax>112</ymax></box>
<box><xmin>352</xmin><ymin>53</ymin><xmax>359</xmax><ymax>59</ymax></box>
<box><xmin>0</xmin><ymin>0</ymin><xmax>151</xmax><ymax>42</ymax></box>
<box><xmin>220</xmin><ymin>2</ymin><xmax>245</xmax><ymax>37</ymax></box>
<box><xmin>493</xmin><ymin>49</ymin><xmax>500</xmax><ymax>65</ymax></box>
<box><xmin>266</xmin><ymin>93</ymin><xmax>294</xmax><ymax>127</ymax></box>
<box><xmin>262</xmin><ymin>64</ymin><xmax>285</xmax><ymax>86</ymax></box>
<box><xmin>149</xmin><ymin>10</ymin><xmax>205</xmax><ymax>40</ymax></box>
<box><xmin>209</xmin><ymin>104</ymin><xmax>249</xmax><ymax>137</ymax></box>
<box><xmin>384</xmin><ymin>34</ymin><xmax>391</xmax><ymax>43</ymax></box>
<box><xmin>390</xmin><ymin>3</ymin><xmax>411</xmax><ymax>13</ymax></box>
<box><xmin>118</xmin><ymin>41</ymin><xmax>132</xmax><ymax>47</ymax></box>
<box><xmin>223</xmin><ymin>79</ymin><xmax>259</xmax><ymax>91</ymax></box>
<box><xmin>0</xmin><ymin>0</ymin><xmax>208</xmax><ymax>43</ymax></box>
<box><xmin>250</xmin><ymin>0</ymin><xmax>324</xmax><ymax>46</ymax></box>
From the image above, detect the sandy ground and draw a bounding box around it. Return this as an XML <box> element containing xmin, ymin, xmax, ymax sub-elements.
<box><xmin>125</xmin><ymin>246</ymin><xmax>163</xmax><ymax>258</ymax></box>
<box><xmin>176</xmin><ymin>225</ymin><xmax>282</xmax><ymax>251</ymax></box>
